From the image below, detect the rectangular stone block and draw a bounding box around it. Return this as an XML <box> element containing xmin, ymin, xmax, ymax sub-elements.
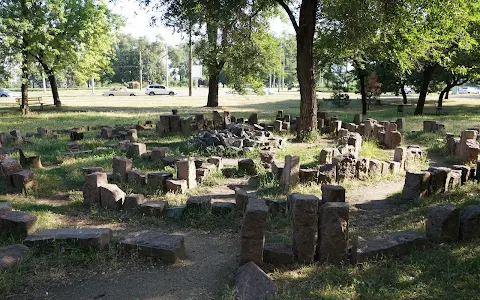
<box><xmin>426</xmin><ymin>203</ymin><xmax>460</xmax><ymax>243</ymax></box>
<box><xmin>112</xmin><ymin>156</ymin><xmax>132</xmax><ymax>181</ymax></box>
<box><xmin>83</xmin><ymin>172</ymin><xmax>108</xmax><ymax>206</ymax></box>
<box><xmin>24</xmin><ymin>228</ymin><xmax>113</xmax><ymax>251</ymax></box>
<box><xmin>321</xmin><ymin>185</ymin><xmax>345</xmax><ymax>203</ymax></box>
<box><xmin>1</xmin><ymin>211</ymin><xmax>37</xmax><ymax>238</ymax></box>
<box><xmin>291</xmin><ymin>194</ymin><xmax>320</xmax><ymax>264</ymax></box>
<box><xmin>166</xmin><ymin>179</ymin><xmax>187</xmax><ymax>194</ymax></box>
<box><xmin>280</xmin><ymin>155</ymin><xmax>300</xmax><ymax>187</ymax></box>
<box><xmin>121</xmin><ymin>232</ymin><xmax>185</xmax><ymax>263</ymax></box>
<box><xmin>240</xmin><ymin>199</ymin><xmax>268</xmax><ymax>266</ymax></box>
<box><xmin>100</xmin><ymin>184</ymin><xmax>126</xmax><ymax>210</ymax></box>
<box><xmin>402</xmin><ymin>171</ymin><xmax>431</xmax><ymax>202</ymax></box>
<box><xmin>233</xmin><ymin>262</ymin><xmax>277</xmax><ymax>300</ymax></box>
<box><xmin>123</xmin><ymin>194</ymin><xmax>146</xmax><ymax>211</ymax></box>
<box><xmin>317</xmin><ymin>202</ymin><xmax>349</xmax><ymax>264</ymax></box>
<box><xmin>176</xmin><ymin>158</ymin><xmax>197</xmax><ymax>189</ymax></box>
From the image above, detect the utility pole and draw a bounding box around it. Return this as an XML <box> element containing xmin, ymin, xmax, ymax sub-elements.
<box><xmin>189</xmin><ymin>27</ymin><xmax>193</xmax><ymax>96</ymax></box>
<box><xmin>42</xmin><ymin>73</ymin><xmax>46</xmax><ymax>94</ymax></box>
<box><xmin>165</xmin><ymin>45</ymin><xmax>169</xmax><ymax>88</ymax></box>
<box><xmin>139</xmin><ymin>49</ymin><xmax>143</xmax><ymax>90</ymax></box>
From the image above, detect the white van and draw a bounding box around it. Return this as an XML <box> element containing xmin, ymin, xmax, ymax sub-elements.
<box><xmin>145</xmin><ymin>85</ymin><xmax>177</xmax><ymax>96</ymax></box>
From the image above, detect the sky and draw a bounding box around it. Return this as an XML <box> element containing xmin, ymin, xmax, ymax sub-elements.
<box><xmin>107</xmin><ymin>0</ymin><xmax>294</xmax><ymax>45</ymax></box>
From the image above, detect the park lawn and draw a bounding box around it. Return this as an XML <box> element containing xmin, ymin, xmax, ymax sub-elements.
<box><xmin>1</xmin><ymin>89</ymin><xmax>480</xmax><ymax>298</ymax></box>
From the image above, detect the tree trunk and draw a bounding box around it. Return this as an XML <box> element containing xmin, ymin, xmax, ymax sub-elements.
<box><xmin>21</xmin><ymin>50</ymin><xmax>29</xmax><ymax>114</ymax></box>
<box><xmin>414</xmin><ymin>65</ymin><xmax>436</xmax><ymax>115</ymax></box>
<box><xmin>47</xmin><ymin>73</ymin><xmax>61</xmax><ymax>107</ymax></box>
<box><xmin>445</xmin><ymin>89</ymin><xmax>450</xmax><ymax>99</ymax></box>
<box><xmin>207</xmin><ymin>73</ymin><xmax>219</xmax><ymax>107</ymax></box>
<box><xmin>400</xmin><ymin>85</ymin><xmax>408</xmax><ymax>104</ymax></box>
<box><xmin>296</xmin><ymin>0</ymin><xmax>318</xmax><ymax>140</ymax></box>
<box><xmin>357</xmin><ymin>68</ymin><xmax>367</xmax><ymax>115</ymax></box>
<box><xmin>438</xmin><ymin>89</ymin><xmax>446</xmax><ymax>108</ymax></box>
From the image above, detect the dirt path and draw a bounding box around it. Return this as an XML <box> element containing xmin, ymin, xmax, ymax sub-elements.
<box><xmin>347</xmin><ymin>179</ymin><xmax>408</xmax><ymax>237</ymax></box>
<box><xmin>23</xmin><ymin>230</ymin><xmax>239</xmax><ymax>300</ymax></box>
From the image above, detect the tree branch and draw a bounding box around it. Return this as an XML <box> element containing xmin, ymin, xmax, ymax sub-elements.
<box><xmin>275</xmin><ymin>0</ymin><xmax>299</xmax><ymax>34</ymax></box>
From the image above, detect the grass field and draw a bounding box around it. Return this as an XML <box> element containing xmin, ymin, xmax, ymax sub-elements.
<box><xmin>1</xmin><ymin>88</ymin><xmax>480</xmax><ymax>299</ymax></box>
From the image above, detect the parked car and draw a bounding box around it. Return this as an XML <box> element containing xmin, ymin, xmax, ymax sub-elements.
<box><xmin>458</xmin><ymin>86</ymin><xmax>480</xmax><ymax>94</ymax></box>
<box><xmin>102</xmin><ymin>86</ymin><xmax>139</xmax><ymax>96</ymax></box>
<box><xmin>145</xmin><ymin>85</ymin><xmax>177</xmax><ymax>96</ymax></box>
<box><xmin>0</xmin><ymin>88</ymin><xmax>20</xmax><ymax>98</ymax></box>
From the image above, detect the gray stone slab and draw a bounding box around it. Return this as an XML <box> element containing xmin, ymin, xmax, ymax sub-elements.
<box><xmin>0</xmin><ymin>244</ymin><xmax>29</xmax><ymax>271</ymax></box>
<box><xmin>140</xmin><ymin>200</ymin><xmax>168</xmax><ymax>217</ymax></box>
<box><xmin>352</xmin><ymin>230</ymin><xmax>429</xmax><ymax>263</ymax></box>
<box><xmin>120</xmin><ymin>231</ymin><xmax>185</xmax><ymax>263</ymax></box>
<box><xmin>263</xmin><ymin>243</ymin><xmax>294</xmax><ymax>265</ymax></box>
<box><xmin>24</xmin><ymin>228</ymin><xmax>113</xmax><ymax>251</ymax></box>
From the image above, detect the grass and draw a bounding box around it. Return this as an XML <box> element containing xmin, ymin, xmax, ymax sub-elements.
<box><xmin>2</xmin><ymin>89</ymin><xmax>480</xmax><ymax>298</ymax></box>
<box><xmin>267</xmin><ymin>183</ymin><xmax>480</xmax><ymax>300</ymax></box>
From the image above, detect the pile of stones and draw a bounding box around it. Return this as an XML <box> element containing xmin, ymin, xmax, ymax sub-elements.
<box><xmin>192</xmin><ymin>123</ymin><xmax>286</xmax><ymax>153</ymax></box>
<box><xmin>446</xmin><ymin>130</ymin><xmax>480</xmax><ymax>163</ymax></box>
<box><xmin>401</xmin><ymin>164</ymin><xmax>476</xmax><ymax>203</ymax></box>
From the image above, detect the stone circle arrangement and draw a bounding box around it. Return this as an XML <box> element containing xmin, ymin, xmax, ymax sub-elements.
<box><xmin>1</xmin><ymin>111</ymin><xmax>480</xmax><ymax>299</ymax></box>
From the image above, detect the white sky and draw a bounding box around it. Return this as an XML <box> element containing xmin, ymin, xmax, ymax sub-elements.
<box><xmin>107</xmin><ymin>0</ymin><xmax>294</xmax><ymax>45</ymax></box>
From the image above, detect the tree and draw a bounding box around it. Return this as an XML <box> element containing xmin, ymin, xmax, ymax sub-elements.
<box><xmin>276</xmin><ymin>0</ymin><xmax>319</xmax><ymax>139</ymax></box>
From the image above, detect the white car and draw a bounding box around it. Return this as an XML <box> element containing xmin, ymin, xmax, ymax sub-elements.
<box><xmin>458</xmin><ymin>86</ymin><xmax>480</xmax><ymax>94</ymax></box>
<box><xmin>102</xmin><ymin>86</ymin><xmax>139</xmax><ymax>96</ymax></box>
<box><xmin>146</xmin><ymin>85</ymin><xmax>177</xmax><ymax>96</ymax></box>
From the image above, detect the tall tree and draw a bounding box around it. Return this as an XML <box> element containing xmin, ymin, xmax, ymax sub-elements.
<box><xmin>276</xmin><ymin>0</ymin><xmax>318</xmax><ymax>139</ymax></box>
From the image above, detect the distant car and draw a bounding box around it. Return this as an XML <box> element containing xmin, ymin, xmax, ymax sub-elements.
<box><xmin>458</xmin><ymin>86</ymin><xmax>480</xmax><ymax>94</ymax></box>
<box><xmin>0</xmin><ymin>88</ymin><xmax>20</xmax><ymax>98</ymax></box>
<box><xmin>102</xmin><ymin>86</ymin><xmax>139</xmax><ymax>96</ymax></box>
<box><xmin>145</xmin><ymin>85</ymin><xmax>177</xmax><ymax>96</ymax></box>
<box><xmin>403</xmin><ymin>86</ymin><xmax>414</xmax><ymax>94</ymax></box>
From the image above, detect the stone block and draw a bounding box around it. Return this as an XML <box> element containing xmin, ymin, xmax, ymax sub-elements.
<box><xmin>121</xmin><ymin>232</ymin><xmax>185</xmax><ymax>263</ymax></box>
<box><xmin>321</xmin><ymin>185</ymin><xmax>345</xmax><ymax>204</ymax></box>
<box><xmin>353</xmin><ymin>114</ymin><xmax>362</xmax><ymax>125</ymax></box>
<box><xmin>347</xmin><ymin>133</ymin><xmax>362</xmax><ymax>153</ymax></box>
<box><xmin>299</xmin><ymin>168</ymin><xmax>318</xmax><ymax>183</ymax></box>
<box><xmin>100</xmin><ymin>184</ymin><xmax>126</xmax><ymax>210</ymax></box>
<box><xmin>280</xmin><ymin>155</ymin><xmax>300</xmax><ymax>187</ymax></box>
<box><xmin>147</xmin><ymin>172</ymin><xmax>171</xmax><ymax>193</ymax></box>
<box><xmin>426</xmin><ymin>203</ymin><xmax>460</xmax><ymax>243</ymax></box>
<box><xmin>388</xmin><ymin>161</ymin><xmax>401</xmax><ymax>174</ymax></box>
<box><xmin>235</xmin><ymin>188</ymin><xmax>251</xmax><ymax>212</ymax></box>
<box><xmin>140</xmin><ymin>200</ymin><xmax>168</xmax><ymax>217</ymax></box>
<box><xmin>166</xmin><ymin>179</ymin><xmax>187</xmax><ymax>194</ymax></box>
<box><xmin>319</xmin><ymin>148</ymin><xmax>341</xmax><ymax>164</ymax></box>
<box><xmin>291</xmin><ymin>194</ymin><xmax>320</xmax><ymax>264</ymax></box>
<box><xmin>81</xmin><ymin>167</ymin><xmax>104</xmax><ymax>175</ymax></box>
<box><xmin>151</xmin><ymin>147</ymin><xmax>170</xmax><ymax>162</ymax></box>
<box><xmin>356</xmin><ymin>157</ymin><xmax>370</xmax><ymax>180</ymax></box>
<box><xmin>12</xmin><ymin>170</ymin><xmax>35</xmax><ymax>192</ymax></box>
<box><xmin>317</xmin><ymin>202</ymin><xmax>349</xmax><ymax>264</ymax></box>
<box><xmin>176</xmin><ymin>158</ymin><xmax>197</xmax><ymax>189</ymax></box>
<box><xmin>127</xmin><ymin>129</ymin><xmax>138</xmax><ymax>142</ymax></box>
<box><xmin>207</xmin><ymin>156</ymin><xmax>223</xmax><ymax>169</ymax></box>
<box><xmin>368</xmin><ymin>159</ymin><xmax>383</xmax><ymax>177</ymax></box>
<box><xmin>1</xmin><ymin>211</ymin><xmax>37</xmax><ymax>238</ymax></box>
<box><xmin>128</xmin><ymin>169</ymin><xmax>146</xmax><ymax>186</ymax></box>
<box><xmin>123</xmin><ymin>194</ymin><xmax>146</xmax><ymax>211</ymax></box>
<box><xmin>318</xmin><ymin>164</ymin><xmax>337</xmax><ymax>184</ymax></box>
<box><xmin>396</xmin><ymin>118</ymin><xmax>405</xmax><ymax>130</ymax></box>
<box><xmin>460</xmin><ymin>205</ymin><xmax>480</xmax><ymax>241</ymax></box>
<box><xmin>169</xmin><ymin>115</ymin><xmax>181</xmax><ymax>132</ymax></box>
<box><xmin>0</xmin><ymin>201</ymin><xmax>13</xmax><ymax>216</ymax></box>
<box><xmin>447</xmin><ymin>170</ymin><xmax>462</xmax><ymax>191</ymax></box>
<box><xmin>240</xmin><ymin>199</ymin><xmax>268</xmax><ymax>266</ymax></box>
<box><xmin>0</xmin><ymin>244</ymin><xmax>29</xmax><ymax>271</ymax></box>
<box><xmin>186</xmin><ymin>196</ymin><xmax>211</xmax><ymax>212</ymax></box>
<box><xmin>82</xmin><ymin>172</ymin><xmax>108</xmax><ymax>206</ymax></box>
<box><xmin>394</xmin><ymin>147</ymin><xmax>408</xmax><ymax>170</ymax></box>
<box><xmin>333</xmin><ymin>154</ymin><xmax>357</xmax><ymax>182</ymax></box>
<box><xmin>402</xmin><ymin>171</ymin><xmax>431</xmax><ymax>202</ymax></box>
<box><xmin>263</xmin><ymin>243</ymin><xmax>294</xmax><ymax>265</ymax></box>
<box><xmin>238</xmin><ymin>158</ymin><xmax>257</xmax><ymax>175</ymax></box>
<box><xmin>351</xmin><ymin>230</ymin><xmax>428</xmax><ymax>263</ymax></box>
<box><xmin>233</xmin><ymin>262</ymin><xmax>277</xmax><ymax>300</ymax></box>
<box><xmin>129</xmin><ymin>143</ymin><xmax>147</xmax><ymax>157</ymax></box>
<box><xmin>453</xmin><ymin>165</ymin><xmax>471</xmax><ymax>185</ymax></box>
<box><xmin>0</xmin><ymin>158</ymin><xmax>23</xmax><ymax>186</ymax></box>
<box><xmin>427</xmin><ymin>167</ymin><xmax>452</xmax><ymax>194</ymax></box>
<box><xmin>24</xmin><ymin>228</ymin><xmax>112</xmax><ymax>251</ymax></box>
<box><xmin>389</xmin><ymin>131</ymin><xmax>402</xmax><ymax>149</ymax></box>
<box><xmin>211</xmin><ymin>201</ymin><xmax>236</xmax><ymax>215</ymax></box>
<box><xmin>112</xmin><ymin>156</ymin><xmax>132</xmax><ymax>181</ymax></box>
<box><xmin>248</xmin><ymin>113</ymin><xmax>258</xmax><ymax>125</ymax></box>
